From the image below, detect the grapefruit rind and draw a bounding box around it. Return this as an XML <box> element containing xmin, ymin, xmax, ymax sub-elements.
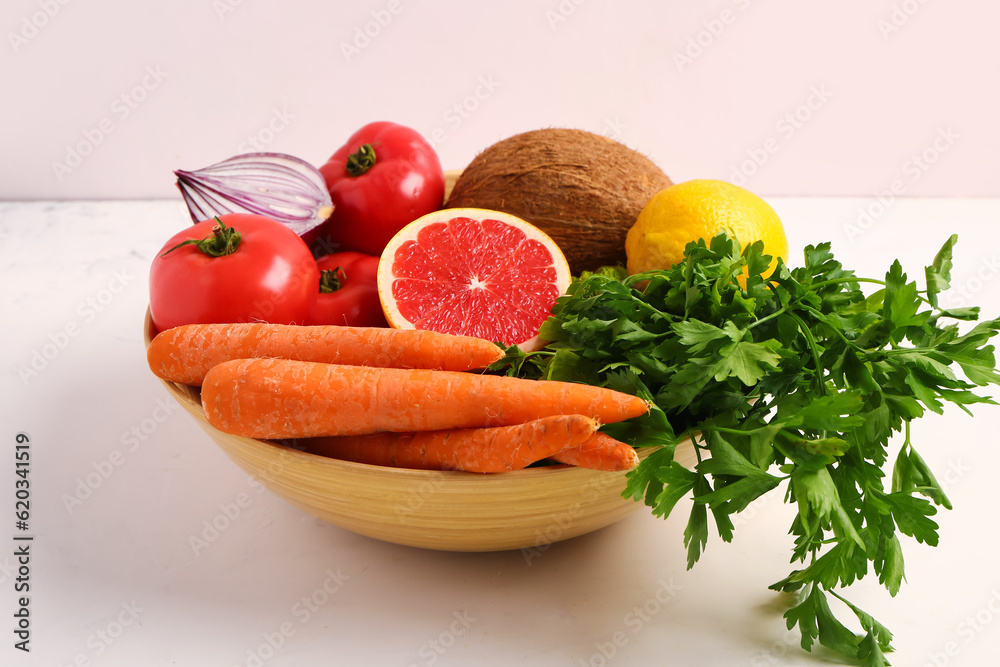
<box><xmin>377</xmin><ymin>208</ymin><xmax>572</xmax><ymax>352</ymax></box>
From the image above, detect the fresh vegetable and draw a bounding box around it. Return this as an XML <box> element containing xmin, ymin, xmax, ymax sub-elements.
<box><xmin>174</xmin><ymin>152</ymin><xmax>333</xmax><ymax>237</ymax></box>
<box><xmin>444</xmin><ymin>128</ymin><xmax>674</xmax><ymax>274</ymax></box>
<box><xmin>308</xmin><ymin>251</ymin><xmax>387</xmax><ymax>327</ymax></box>
<box><xmin>491</xmin><ymin>233</ymin><xmax>1000</xmax><ymax>665</ymax></box>
<box><xmin>146</xmin><ymin>321</ymin><xmax>505</xmax><ymax>386</ymax></box>
<box><xmin>377</xmin><ymin>208</ymin><xmax>572</xmax><ymax>351</ymax></box>
<box><xmin>551</xmin><ymin>432</ymin><xmax>640</xmax><ymax>471</ymax></box>
<box><xmin>314</xmin><ymin>121</ymin><xmax>444</xmax><ymax>256</ymax></box>
<box><xmin>200</xmin><ymin>358</ymin><xmax>650</xmax><ymax>439</ymax></box>
<box><xmin>148</xmin><ymin>214</ymin><xmax>319</xmax><ymax>332</ymax></box>
<box><xmin>300</xmin><ymin>415</ymin><xmax>599</xmax><ymax>473</ymax></box>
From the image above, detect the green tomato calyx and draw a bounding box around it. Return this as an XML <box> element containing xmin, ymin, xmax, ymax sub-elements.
<box><xmin>318</xmin><ymin>268</ymin><xmax>346</xmax><ymax>293</ymax></box>
<box><xmin>345</xmin><ymin>144</ymin><xmax>377</xmax><ymax>177</ymax></box>
<box><xmin>162</xmin><ymin>217</ymin><xmax>242</xmax><ymax>258</ymax></box>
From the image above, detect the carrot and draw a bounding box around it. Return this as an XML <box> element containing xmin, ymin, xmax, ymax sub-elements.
<box><xmin>551</xmin><ymin>432</ymin><xmax>640</xmax><ymax>471</ymax></box>
<box><xmin>147</xmin><ymin>322</ymin><xmax>505</xmax><ymax>385</ymax></box>
<box><xmin>201</xmin><ymin>358</ymin><xmax>650</xmax><ymax>439</ymax></box>
<box><xmin>301</xmin><ymin>415</ymin><xmax>599</xmax><ymax>473</ymax></box>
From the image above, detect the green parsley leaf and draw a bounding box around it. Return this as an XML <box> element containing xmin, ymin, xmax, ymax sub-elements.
<box><xmin>489</xmin><ymin>231</ymin><xmax>1000</xmax><ymax>665</ymax></box>
<box><xmin>925</xmin><ymin>234</ymin><xmax>957</xmax><ymax>308</ymax></box>
<box><xmin>712</xmin><ymin>339</ymin><xmax>783</xmax><ymax>385</ymax></box>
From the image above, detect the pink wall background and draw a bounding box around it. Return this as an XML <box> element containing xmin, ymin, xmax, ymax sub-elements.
<box><xmin>2</xmin><ymin>0</ymin><xmax>998</xmax><ymax>201</ymax></box>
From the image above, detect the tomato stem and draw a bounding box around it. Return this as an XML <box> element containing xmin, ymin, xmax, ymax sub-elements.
<box><xmin>161</xmin><ymin>217</ymin><xmax>242</xmax><ymax>257</ymax></box>
<box><xmin>345</xmin><ymin>144</ymin><xmax>377</xmax><ymax>177</ymax></box>
<box><xmin>318</xmin><ymin>268</ymin><xmax>345</xmax><ymax>293</ymax></box>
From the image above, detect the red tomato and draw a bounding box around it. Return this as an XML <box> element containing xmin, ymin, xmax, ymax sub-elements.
<box><xmin>149</xmin><ymin>213</ymin><xmax>319</xmax><ymax>332</ymax></box>
<box><xmin>308</xmin><ymin>252</ymin><xmax>388</xmax><ymax>327</ymax></box>
<box><xmin>313</xmin><ymin>121</ymin><xmax>444</xmax><ymax>256</ymax></box>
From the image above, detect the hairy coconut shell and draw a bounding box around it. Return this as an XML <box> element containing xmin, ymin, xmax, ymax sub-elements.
<box><xmin>444</xmin><ymin>128</ymin><xmax>673</xmax><ymax>274</ymax></box>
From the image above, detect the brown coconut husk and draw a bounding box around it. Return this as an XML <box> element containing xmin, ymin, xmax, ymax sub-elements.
<box><xmin>444</xmin><ymin>128</ymin><xmax>673</xmax><ymax>274</ymax></box>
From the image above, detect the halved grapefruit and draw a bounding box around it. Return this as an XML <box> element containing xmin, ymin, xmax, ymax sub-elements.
<box><xmin>377</xmin><ymin>208</ymin><xmax>572</xmax><ymax>351</ymax></box>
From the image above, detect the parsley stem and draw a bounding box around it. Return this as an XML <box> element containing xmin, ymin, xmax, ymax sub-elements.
<box><xmin>808</xmin><ymin>276</ymin><xmax>885</xmax><ymax>291</ymax></box>
<box><xmin>809</xmin><ymin>275</ymin><xmax>943</xmax><ymax>311</ymax></box>
<box><xmin>787</xmin><ymin>311</ymin><xmax>828</xmax><ymax>395</ymax></box>
<box><xmin>745</xmin><ymin>302</ymin><xmax>791</xmax><ymax>332</ymax></box>
<box><xmin>800</xmin><ymin>304</ymin><xmax>860</xmax><ymax>349</ymax></box>
<box><xmin>710</xmin><ymin>424</ymin><xmax>771</xmax><ymax>437</ymax></box>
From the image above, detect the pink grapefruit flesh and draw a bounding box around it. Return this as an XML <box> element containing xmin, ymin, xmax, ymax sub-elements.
<box><xmin>378</xmin><ymin>208</ymin><xmax>572</xmax><ymax>351</ymax></box>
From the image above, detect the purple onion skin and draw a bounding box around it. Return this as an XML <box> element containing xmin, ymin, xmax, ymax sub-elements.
<box><xmin>174</xmin><ymin>152</ymin><xmax>334</xmax><ymax>238</ymax></box>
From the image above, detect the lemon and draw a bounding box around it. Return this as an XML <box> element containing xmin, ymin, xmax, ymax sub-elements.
<box><xmin>625</xmin><ymin>179</ymin><xmax>788</xmax><ymax>277</ymax></box>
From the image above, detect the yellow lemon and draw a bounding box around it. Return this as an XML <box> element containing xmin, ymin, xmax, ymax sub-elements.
<box><xmin>625</xmin><ymin>179</ymin><xmax>788</xmax><ymax>277</ymax></box>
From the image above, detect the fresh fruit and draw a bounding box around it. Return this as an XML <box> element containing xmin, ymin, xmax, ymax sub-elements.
<box><xmin>377</xmin><ymin>208</ymin><xmax>572</xmax><ymax>351</ymax></box>
<box><xmin>308</xmin><ymin>251</ymin><xmax>388</xmax><ymax>327</ymax></box>
<box><xmin>625</xmin><ymin>179</ymin><xmax>788</xmax><ymax>277</ymax></box>
<box><xmin>148</xmin><ymin>214</ymin><xmax>319</xmax><ymax>332</ymax></box>
<box><xmin>312</xmin><ymin>121</ymin><xmax>445</xmax><ymax>256</ymax></box>
<box><xmin>443</xmin><ymin>128</ymin><xmax>673</xmax><ymax>274</ymax></box>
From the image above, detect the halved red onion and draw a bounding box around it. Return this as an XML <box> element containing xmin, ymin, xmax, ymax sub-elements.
<box><xmin>174</xmin><ymin>152</ymin><xmax>333</xmax><ymax>237</ymax></box>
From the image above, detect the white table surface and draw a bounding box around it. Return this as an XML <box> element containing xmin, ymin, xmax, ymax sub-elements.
<box><xmin>2</xmin><ymin>197</ymin><xmax>999</xmax><ymax>667</ymax></box>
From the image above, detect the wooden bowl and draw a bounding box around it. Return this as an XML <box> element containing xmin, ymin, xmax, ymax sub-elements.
<box><xmin>143</xmin><ymin>310</ymin><xmax>694</xmax><ymax>551</ymax></box>
<box><xmin>144</xmin><ymin>174</ymin><xmax>695</xmax><ymax>551</ymax></box>
<box><xmin>144</xmin><ymin>310</ymin><xmax>695</xmax><ymax>552</ymax></box>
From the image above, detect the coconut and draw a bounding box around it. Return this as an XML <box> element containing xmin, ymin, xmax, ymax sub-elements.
<box><xmin>444</xmin><ymin>128</ymin><xmax>673</xmax><ymax>274</ymax></box>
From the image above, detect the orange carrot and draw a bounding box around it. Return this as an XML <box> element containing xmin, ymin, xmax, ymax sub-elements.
<box><xmin>551</xmin><ymin>432</ymin><xmax>640</xmax><ymax>471</ymax></box>
<box><xmin>301</xmin><ymin>415</ymin><xmax>599</xmax><ymax>473</ymax></box>
<box><xmin>201</xmin><ymin>358</ymin><xmax>650</xmax><ymax>439</ymax></box>
<box><xmin>147</xmin><ymin>322</ymin><xmax>504</xmax><ymax>385</ymax></box>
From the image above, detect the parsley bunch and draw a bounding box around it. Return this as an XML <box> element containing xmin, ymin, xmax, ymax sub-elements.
<box><xmin>494</xmin><ymin>234</ymin><xmax>1000</xmax><ymax>665</ymax></box>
